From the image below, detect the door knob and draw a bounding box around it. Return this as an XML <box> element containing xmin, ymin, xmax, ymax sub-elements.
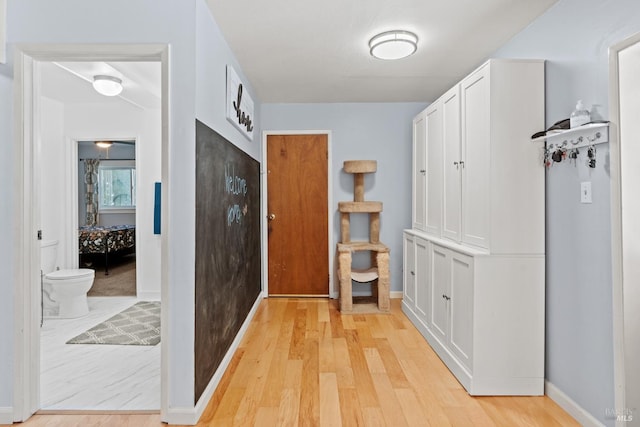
<box><xmin>268</xmin><ymin>213</ymin><xmax>276</xmax><ymax>221</ymax></box>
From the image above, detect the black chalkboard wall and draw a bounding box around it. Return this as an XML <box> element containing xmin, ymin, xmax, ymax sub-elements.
<box><xmin>194</xmin><ymin>119</ymin><xmax>261</xmax><ymax>402</ymax></box>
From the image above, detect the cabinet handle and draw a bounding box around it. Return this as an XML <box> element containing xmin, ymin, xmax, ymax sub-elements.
<box><xmin>410</xmin><ymin>271</ymin><xmax>415</xmax><ymax>276</ymax></box>
<box><xmin>442</xmin><ymin>294</ymin><xmax>451</xmax><ymax>301</ymax></box>
<box><xmin>459</xmin><ymin>161</ymin><xmax>465</xmax><ymax>168</ymax></box>
<box><xmin>419</xmin><ymin>169</ymin><xmax>426</xmax><ymax>175</ymax></box>
<box><xmin>453</xmin><ymin>161</ymin><xmax>459</xmax><ymax>169</ymax></box>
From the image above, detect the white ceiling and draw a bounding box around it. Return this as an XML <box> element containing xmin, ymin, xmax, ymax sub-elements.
<box><xmin>40</xmin><ymin>61</ymin><xmax>161</xmax><ymax>109</ymax></box>
<box><xmin>206</xmin><ymin>0</ymin><xmax>557</xmax><ymax>103</ymax></box>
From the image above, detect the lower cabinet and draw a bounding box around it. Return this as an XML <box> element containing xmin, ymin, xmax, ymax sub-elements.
<box><xmin>402</xmin><ymin>230</ymin><xmax>544</xmax><ymax>396</ymax></box>
<box><xmin>430</xmin><ymin>243</ymin><xmax>473</xmax><ymax>373</ymax></box>
<box><xmin>402</xmin><ymin>233</ymin><xmax>430</xmax><ymax>328</ymax></box>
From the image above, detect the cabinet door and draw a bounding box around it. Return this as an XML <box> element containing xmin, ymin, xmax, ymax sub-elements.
<box><xmin>425</xmin><ymin>102</ymin><xmax>443</xmax><ymax>236</ymax></box>
<box><xmin>430</xmin><ymin>244</ymin><xmax>449</xmax><ymax>343</ymax></box>
<box><xmin>412</xmin><ymin>111</ymin><xmax>427</xmax><ymax>231</ymax></box>
<box><xmin>414</xmin><ymin>236</ymin><xmax>430</xmax><ymax>322</ymax></box>
<box><xmin>449</xmin><ymin>252</ymin><xmax>473</xmax><ymax>372</ymax></box>
<box><xmin>442</xmin><ymin>86</ymin><xmax>462</xmax><ymax>242</ymax></box>
<box><xmin>461</xmin><ymin>65</ymin><xmax>490</xmax><ymax>249</ymax></box>
<box><xmin>402</xmin><ymin>233</ymin><xmax>416</xmax><ymax>308</ymax></box>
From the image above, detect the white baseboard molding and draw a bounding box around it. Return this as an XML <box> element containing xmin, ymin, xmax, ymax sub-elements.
<box><xmin>390</xmin><ymin>291</ymin><xmax>403</xmax><ymax>299</ymax></box>
<box><xmin>137</xmin><ymin>291</ymin><xmax>161</xmax><ymax>301</ymax></box>
<box><xmin>164</xmin><ymin>293</ymin><xmax>264</xmax><ymax>425</ymax></box>
<box><xmin>545</xmin><ymin>380</ymin><xmax>604</xmax><ymax>427</ymax></box>
<box><xmin>0</xmin><ymin>407</ymin><xmax>13</xmax><ymax>424</ymax></box>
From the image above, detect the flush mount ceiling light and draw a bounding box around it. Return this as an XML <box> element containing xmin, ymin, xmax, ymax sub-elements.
<box><xmin>94</xmin><ymin>141</ymin><xmax>113</xmax><ymax>148</ymax></box>
<box><xmin>92</xmin><ymin>75</ymin><xmax>123</xmax><ymax>96</ymax></box>
<box><xmin>369</xmin><ymin>30</ymin><xmax>418</xmax><ymax>60</ymax></box>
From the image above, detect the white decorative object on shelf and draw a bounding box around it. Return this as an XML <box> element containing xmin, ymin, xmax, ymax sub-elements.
<box><xmin>532</xmin><ymin>122</ymin><xmax>609</xmax><ymax>151</ymax></box>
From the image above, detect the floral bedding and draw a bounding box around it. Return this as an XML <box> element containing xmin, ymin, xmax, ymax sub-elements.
<box><xmin>79</xmin><ymin>225</ymin><xmax>135</xmax><ymax>255</ymax></box>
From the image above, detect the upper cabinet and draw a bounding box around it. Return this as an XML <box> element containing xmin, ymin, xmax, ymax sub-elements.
<box><xmin>413</xmin><ymin>59</ymin><xmax>545</xmax><ymax>254</ymax></box>
<box><xmin>412</xmin><ymin>111</ymin><xmax>427</xmax><ymax>231</ymax></box>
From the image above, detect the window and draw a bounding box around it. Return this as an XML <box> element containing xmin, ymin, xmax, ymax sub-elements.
<box><xmin>98</xmin><ymin>160</ymin><xmax>136</xmax><ymax>211</ymax></box>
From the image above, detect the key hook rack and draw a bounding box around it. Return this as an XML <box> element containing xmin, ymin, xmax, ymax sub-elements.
<box><xmin>531</xmin><ymin>122</ymin><xmax>609</xmax><ymax>151</ymax></box>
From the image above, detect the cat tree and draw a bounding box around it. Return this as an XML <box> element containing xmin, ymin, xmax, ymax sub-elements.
<box><xmin>337</xmin><ymin>160</ymin><xmax>390</xmax><ymax>313</ymax></box>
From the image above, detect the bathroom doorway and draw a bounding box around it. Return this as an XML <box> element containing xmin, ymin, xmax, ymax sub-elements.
<box><xmin>13</xmin><ymin>45</ymin><xmax>168</xmax><ymax>421</ymax></box>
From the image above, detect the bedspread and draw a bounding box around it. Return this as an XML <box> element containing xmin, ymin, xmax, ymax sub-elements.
<box><xmin>79</xmin><ymin>225</ymin><xmax>136</xmax><ymax>255</ymax></box>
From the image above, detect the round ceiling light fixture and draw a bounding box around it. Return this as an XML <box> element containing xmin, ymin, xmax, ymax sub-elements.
<box><xmin>92</xmin><ymin>75</ymin><xmax>123</xmax><ymax>97</ymax></box>
<box><xmin>94</xmin><ymin>140</ymin><xmax>113</xmax><ymax>148</ymax></box>
<box><xmin>369</xmin><ymin>30</ymin><xmax>418</xmax><ymax>60</ymax></box>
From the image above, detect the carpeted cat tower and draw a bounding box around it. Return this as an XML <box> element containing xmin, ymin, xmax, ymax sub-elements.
<box><xmin>337</xmin><ymin>160</ymin><xmax>390</xmax><ymax>313</ymax></box>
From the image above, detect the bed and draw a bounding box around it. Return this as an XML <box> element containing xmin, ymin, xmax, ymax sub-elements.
<box><xmin>78</xmin><ymin>225</ymin><xmax>135</xmax><ymax>275</ymax></box>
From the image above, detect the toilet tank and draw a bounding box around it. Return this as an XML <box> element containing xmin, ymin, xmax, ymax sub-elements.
<box><xmin>41</xmin><ymin>239</ymin><xmax>59</xmax><ymax>274</ymax></box>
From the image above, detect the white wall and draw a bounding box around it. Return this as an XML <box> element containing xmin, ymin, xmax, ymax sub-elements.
<box><xmin>65</xmin><ymin>102</ymin><xmax>161</xmax><ymax>299</ymax></box>
<box><xmin>491</xmin><ymin>0</ymin><xmax>640</xmax><ymax>425</ymax></box>
<box><xmin>39</xmin><ymin>97</ymin><xmax>67</xmax><ymax>267</ymax></box>
<box><xmin>261</xmin><ymin>103</ymin><xmax>427</xmax><ymax>295</ymax></box>
<box><xmin>195</xmin><ymin>0</ymin><xmax>260</xmax><ymax>161</ymax></box>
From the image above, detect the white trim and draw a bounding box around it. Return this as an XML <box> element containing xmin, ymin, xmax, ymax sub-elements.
<box><xmin>545</xmin><ymin>380</ymin><xmax>605</xmax><ymax>427</ymax></box>
<box><xmin>390</xmin><ymin>291</ymin><xmax>403</xmax><ymax>299</ymax></box>
<box><xmin>609</xmin><ymin>32</ymin><xmax>640</xmax><ymax>427</ymax></box>
<box><xmin>137</xmin><ymin>292</ymin><xmax>161</xmax><ymax>302</ymax></box>
<box><xmin>0</xmin><ymin>0</ymin><xmax>5</xmax><ymax>64</ymax></box>
<box><xmin>13</xmin><ymin>44</ymin><xmax>170</xmax><ymax>424</ymax></box>
<box><xmin>261</xmin><ymin>131</ymin><xmax>334</xmax><ymax>298</ymax></box>
<box><xmin>0</xmin><ymin>407</ymin><xmax>13</xmax><ymax>425</ymax></box>
<box><xmin>165</xmin><ymin>294</ymin><xmax>264</xmax><ymax>425</ymax></box>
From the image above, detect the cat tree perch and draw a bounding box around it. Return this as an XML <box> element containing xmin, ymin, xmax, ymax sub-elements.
<box><xmin>337</xmin><ymin>160</ymin><xmax>390</xmax><ymax>313</ymax></box>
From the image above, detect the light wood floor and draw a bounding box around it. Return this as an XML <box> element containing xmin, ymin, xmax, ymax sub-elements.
<box><xmin>17</xmin><ymin>298</ymin><xmax>578</xmax><ymax>427</ymax></box>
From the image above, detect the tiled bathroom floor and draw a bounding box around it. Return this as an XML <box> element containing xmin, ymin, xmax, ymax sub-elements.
<box><xmin>40</xmin><ymin>297</ymin><xmax>160</xmax><ymax>411</ymax></box>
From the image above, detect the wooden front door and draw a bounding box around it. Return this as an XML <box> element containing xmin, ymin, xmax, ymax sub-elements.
<box><xmin>267</xmin><ymin>134</ymin><xmax>328</xmax><ymax>295</ymax></box>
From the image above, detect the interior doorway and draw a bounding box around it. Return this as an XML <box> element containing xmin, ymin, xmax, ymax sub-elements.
<box><xmin>610</xmin><ymin>32</ymin><xmax>640</xmax><ymax>425</ymax></box>
<box><xmin>13</xmin><ymin>45</ymin><xmax>168</xmax><ymax>422</ymax></box>
<box><xmin>265</xmin><ymin>132</ymin><xmax>331</xmax><ymax>296</ymax></box>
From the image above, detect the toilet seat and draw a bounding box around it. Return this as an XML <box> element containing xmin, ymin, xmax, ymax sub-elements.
<box><xmin>45</xmin><ymin>268</ymin><xmax>94</xmax><ymax>280</ymax></box>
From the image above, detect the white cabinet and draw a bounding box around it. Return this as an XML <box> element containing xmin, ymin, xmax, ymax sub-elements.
<box><xmin>414</xmin><ymin>59</ymin><xmax>545</xmax><ymax>253</ymax></box>
<box><xmin>430</xmin><ymin>243</ymin><xmax>473</xmax><ymax>372</ymax></box>
<box><xmin>402</xmin><ymin>232</ymin><xmax>431</xmax><ymax>328</ymax></box>
<box><xmin>413</xmin><ymin>101</ymin><xmax>443</xmax><ymax>235</ymax></box>
<box><xmin>414</xmin><ymin>236</ymin><xmax>430</xmax><ymax>320</ymax></box>
<box><xmin>412</xmin><ymin>113</ymin><xmax>427</xmax><ymax>231</ymax></box>
<box><xmin>403</xmin><ymin>59</ymin><xmax>545</xmax><ymax>396</ymax></box>
<box><xmin>402</xmin><ymin>233</ymin><xmax>416</xmax><ymax>307</ymax></box>
<box><xmin>441</xmin><ymin>86</ymin><xmax>461</xmax><ymax>242</ymax></box>
<box><xmin>460</xmin><ymin>65</ymin><xmax>490</xmax><ymax>248</ymax></box>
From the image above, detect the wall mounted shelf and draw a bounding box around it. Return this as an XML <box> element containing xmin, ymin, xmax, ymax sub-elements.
<box><xmin>531</xmin><ymin>122</ymin><xmax>609</xmax><ymax>151</ymax></box>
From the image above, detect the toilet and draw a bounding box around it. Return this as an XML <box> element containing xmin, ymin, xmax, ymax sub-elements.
<box><xmin>41</xmin><ymin>239</ymin><xmax>95</xmax><ymax>318</ymax></box>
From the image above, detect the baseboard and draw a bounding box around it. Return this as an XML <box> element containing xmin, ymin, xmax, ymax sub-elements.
<box><xmin>0</xmin><ymin>407</ymin><xmax>13</xmax><ymax>425</ymax></box>
<box><xmin>545</xmin><ymin>380</ymin><xmax>604</xmax><ymax>427</ymax></box>
<box><xmin>163</xmin><ymin>293</ymin><xmax>264</xmax><ymax>425</ymax></box>
<box><xmin>390</xmin><ymin>291</ymin><xmax>403</xmax><ymax>299</ymax></box>
<box><xmin>137</xmin><ymin>291</ymin><xmax>161</xmax><ymax>301</ymax></box>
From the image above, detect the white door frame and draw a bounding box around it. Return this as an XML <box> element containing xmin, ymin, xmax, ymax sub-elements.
<box><xmin>609</xmin><ymin>31</ymin><xmax>640</xmax><ymax>427</ymax></box>
<box><xmin>12</xmin><ymin>44</ymin><xmax>170</xmax><ymax>422</ymax></box>
<box><xmin>261</xmin><ymin>130</ymin><xmax>335</xmax><ymax>298</ymax></box>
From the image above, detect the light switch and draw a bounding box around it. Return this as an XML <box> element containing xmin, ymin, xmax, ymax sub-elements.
<box><xmin>581</xmin><ymin>181</ymin><xmax>592</xmax><ymax>204</ymax></box>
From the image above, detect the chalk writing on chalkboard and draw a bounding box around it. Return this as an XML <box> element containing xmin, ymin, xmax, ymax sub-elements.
<box><xmin>225</xmin><ymin>162</ymin><xmax>248</xmax><ymax>227</ymax></box>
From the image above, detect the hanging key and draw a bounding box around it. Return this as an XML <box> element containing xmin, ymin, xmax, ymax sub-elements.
<box><xmin>568</xmin><ymin>148</ymin><xmax>579</xmax><ymax>166</ymax></box>
<box><xmin>587</xmin><ymin>145</ymin><xmax>596</xmax><ymax>168</ymax></box>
